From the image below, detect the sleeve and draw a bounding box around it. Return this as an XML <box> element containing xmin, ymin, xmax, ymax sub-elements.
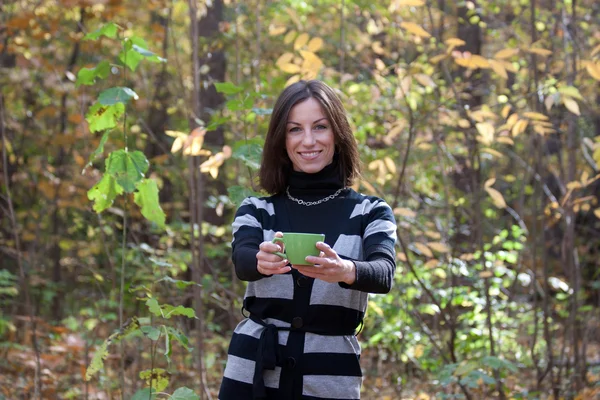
<box><xmin>231</xmin><ymin>197</ymin><xmax>267</xmax><ymax>282</ymax></box>
<box><xmin>339</xmin><ymin>199</ymin><xmax>397</xmax><ymax>293</ymax></box>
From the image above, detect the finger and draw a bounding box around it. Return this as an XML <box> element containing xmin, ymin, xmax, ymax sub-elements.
<box><xmin>259</xmin><ymin>241</ymin><xmax>283</xmax><ymax>253</ymax></box>
<box><xmin>257</xmin><ymin>251</ymin><xmax>286</xmax><ymax>263</ymax></box>
<box><xmin>316</xmin><ymin>242</ymin><xmax>337</xmax><ymax>257</ymax></box>
<box><xmin>274</xmin><ymin>231</ymin><xmax>284</xmax><ymax>238</ymax></box>
<box><xmin>259</xmin><ymin>265</ymin><xmax>291</xmax><ymax>275</ymax></box>
<box><xmin>259</xmin><ymin>258</ymin><xmax>289</xmax><ymax>269</ymax></box>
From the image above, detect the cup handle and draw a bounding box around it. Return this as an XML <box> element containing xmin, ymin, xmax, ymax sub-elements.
<box><xmin>272</xmin><ymin>237</ymin><xmax>286</xmax><ymax>259</ymax></box>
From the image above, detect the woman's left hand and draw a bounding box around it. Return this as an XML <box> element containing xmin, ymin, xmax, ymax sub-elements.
<box><xmin>292</xmin><ymin>241</ymin><xmax>356</xmax><ymax>285</ymax></box>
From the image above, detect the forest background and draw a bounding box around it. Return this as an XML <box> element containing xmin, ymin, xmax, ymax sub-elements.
<box><xmin>1</xmin><ymin>0</ymin><xmax>600</xmax><ymax>399</ymax></box>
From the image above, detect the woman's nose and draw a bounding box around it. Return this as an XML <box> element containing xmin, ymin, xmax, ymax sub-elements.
<box><xmin>302</xmin><ymin>130</ymin><xmax>316</xmax><ymax>146</ymax></box>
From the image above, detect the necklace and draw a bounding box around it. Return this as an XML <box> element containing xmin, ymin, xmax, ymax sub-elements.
<box><xmin>286</xmin><ymin>186</ymin><xmax>344</xmax><ymax>206</ymax></box>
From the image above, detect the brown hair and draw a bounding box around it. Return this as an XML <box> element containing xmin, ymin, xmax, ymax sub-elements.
<box><xmin>259</xmin><ymin>80</ymin><xmax>361</xmax><ymax>194</ymax></box>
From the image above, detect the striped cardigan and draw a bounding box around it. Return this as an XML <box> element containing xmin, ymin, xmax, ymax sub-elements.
<box><xmin>219</xmin><ymin>187</ymin><xmax>397</xmax><ymax>399</ymax></box>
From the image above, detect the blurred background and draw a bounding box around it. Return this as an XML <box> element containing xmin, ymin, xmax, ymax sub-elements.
<box><xmin>1</xmin><ymin>0</ymin><xmax>599</xmax><ymax>398</ymax></box>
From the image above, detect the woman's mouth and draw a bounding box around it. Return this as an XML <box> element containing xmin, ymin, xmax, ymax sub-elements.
<box><xmin>299</xmin><ymin>151</ymin><xmax>321</xmax><ymax>160</ymax></box>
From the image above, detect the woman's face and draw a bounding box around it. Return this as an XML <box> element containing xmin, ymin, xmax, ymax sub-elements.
<box><xmin>285</xmin><ymin>97</ymin><xmax>335</xmax><ymax>174</ymax></box>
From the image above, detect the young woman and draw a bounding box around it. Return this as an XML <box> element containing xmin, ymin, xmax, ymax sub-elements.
<box><xmin>219</xmin><ymin>80</ymin><xmax>397</xmax><ymax>399</ymax></box>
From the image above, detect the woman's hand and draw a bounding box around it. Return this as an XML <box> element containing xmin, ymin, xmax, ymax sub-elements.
<box><xmin>294</xmin><ymin>242</ymin><xmax>356</xmax><ymax>285</ymax></box>
<box><xmin>256</xmin><ymin>232</ymin><xmax>291</xmax><ymax>276</ymax></box>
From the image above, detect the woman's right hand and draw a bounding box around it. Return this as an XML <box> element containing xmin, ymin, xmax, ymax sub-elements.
<box><xmin>256</xmin><ymin>231</ymin><xmax>291</xmax><ymax>276</ymax></box>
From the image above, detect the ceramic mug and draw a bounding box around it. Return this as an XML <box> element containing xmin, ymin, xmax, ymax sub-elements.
<box><xmin>272</xmin><ymin>232</ymin><xmax>325</xmax><ymax>265</ymax></box>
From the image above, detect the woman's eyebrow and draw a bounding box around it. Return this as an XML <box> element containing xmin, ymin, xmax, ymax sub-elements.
<box><xmin>287</xmin><ymin>117</ymin><xmax>328</xmax><ymax>125</ymax></box>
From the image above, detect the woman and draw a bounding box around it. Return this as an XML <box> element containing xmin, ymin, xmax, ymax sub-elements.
<box><xmin>219</xmin><ymin>80</ymin><xmax>397</xmax><ymax>399</ymax></box>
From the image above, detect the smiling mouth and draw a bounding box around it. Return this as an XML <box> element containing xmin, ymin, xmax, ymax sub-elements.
<box><xmin>299</xmin><ymin>151</ymin><xmax>321</xmax><ymax>158</ymax></box>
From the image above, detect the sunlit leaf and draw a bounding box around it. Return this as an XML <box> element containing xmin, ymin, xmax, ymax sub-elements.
<box><xmin>284</xmin><ymin>31</ymin><xmax>297</xmax><ymax>44</ymax></box>
<box><xmin>585</xmin><ymin>61</ymin><xmax>600</xmax><ymax>80</ymax></box>
<box><xmin>485</xmin><ymin>187</ymin><xmax>507</xmax><ymax>208</ymax></box>
<box><xmin>558</xmin><ymin>86</ymin><xmax>584</xmax><ymax>100</ymax></box>
<box><xmin>214</xmin><ymin>82</ymin><xmax>244</xmax><ymax>95</ymax></box>
<box><xmin>279</xmin><ymin>63</ymin><xmax>302</xmax><ymax>74</ymax></box>
<box><xmin>511</xmin><ymin>119</ymin><xmax>528</xmax><ymax>137</ymax></box>
<box><xmin>527</xmin><ymin>47</ymin><xmax>552</xmax><ymax>57</ymax></box>
<box><xmin>594</xmin><ymin>208</ymin><xmax>600</xmax><ymax>219</ymax></box>
<box><xmin>268</xmin><ymin>24</ymin><xmax>286</xmax><ymax>36</ymax></box>
<box><xmin>413</xmin><ymin>242</ymin><xmax>434</xmax><ymax>258</ymax></box>
<box><xmin>414</xmin><ymin>73</ymin><xmax>436</xmax><ymax>87</ymax></box>
<box><xmin>294</xmin><ymin>33</ymin><xmax>309</xmax><ymax>50</ymax></box>
<box><xmin>76</xmin><ymin>60</ymin><xmax>111</xmax><ymax>86</ymax></box>
<box><xmin>488</xmin><ymin>59</ymin><xmax>508</xmax><ymax>79</ymax></box>
<box><xmin>563</xmin><ymin>97</ymin><xmax>580</xmax><ymax>116</ymax></box>
<box><xmin>475</xmin><ymin>122</ymin><xmax>495</xmax><ymax>145</ymax></box>
<box><xmin>481</xmin><ymin>147</ymin><xmax>504</xmax><ymax>158</ymax></box>
<box><xmin>494</xmin><ymin>48</ymin><xmax>519</xmax><ymax>59</ymax></box>
<box><xmin>445</xmin><ymin>37</ymin><xmax>465</xmax><ymax>47</ymax></box>
<box><xmin>139</xmin><ymin>369</ymin><xmax>169</xmax><ymax>392</ymax></box>
<box><xmin>106</xmin><ymin>150</ymin><xmax>149</xmax><ymax>193</ymax></box>
<box><xmin>87</xmin><ymin>174</ymin><xmax>124</xmax><ymax>213</ymax></box>
<box><xmin>427</xmin><ymin>242</ymin><xmax>450</xmax><ymax>253</ymax></box>
<box><xmin>134</xmin><ymin>179</ymin><xmax>165</xmax><ymax>228</ymax></box>
<box><xmin>484</xmin><ymin>178</ymin><xmax>496</xmax><ymax>189</ymax></box>
<box><xmin>84</xmin><ymin>22</ymin><xmax>119</xmax><ymax>40</ymax></box>
<box><xmin>86</xmin><ymin>130</ymin><xmax>111</xmax><ymax>168</ymax></box>
<box><xmin>396</xmin><ymin>0</ymin><xmax>425</xmax><ymax>6</ymax></box>
<box><xmin>171</xmin><ymin>387</ymin><xmax>200</xmax><ymax>400</ymax></box>
<box><xmin>393</xmin><ymin>207</ymin><xmax>416</xmax><ymax>218</ymax></box>
<box><xmin>86</xmin><ymin>103</ymin><xmax>125</xmax><ymax>133</ymax></box>
<box><xmin>307</xmin><ymin>37</ymin><xmax>324</xmax><ymax>52</ymax></box>
<box><xmin>523</xmin><ymin>112</ymin><xmax>549</xmax><ymax>121</ymax></box>
<box><xmin>131</xmin><ymin>388</ymin><xmax>157</xmax><ymax>400</ymax></box>
<box><xmin>400</xmin><ymin>22</ymin><xmax>431</xmax><ymax>38</ymax></box>
<box><xmin>276</xmin><ymin>52</ymin><xmax>294</xmax><ymax>67</ymax></box>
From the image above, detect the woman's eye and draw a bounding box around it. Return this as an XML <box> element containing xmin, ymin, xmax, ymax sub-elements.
<box><xmin>314</xmin><ymin>125</ymin><xmax>327</xmax><ymax>130</ymax></box>
<box><xmin>289</xmin><ymin>127</ymin><xmax>301</xmax><ymax>133</ymax></box>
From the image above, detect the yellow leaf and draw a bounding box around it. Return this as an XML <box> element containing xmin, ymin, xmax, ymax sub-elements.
<box><xmin>594</xmin><ymin>208</ymin><xmax>600</xmax><ymax>219</ymax></box>
<box><xmin>284</xmin><ymin>31</ymin><xmax>297</xmax><ymax>45</ymax></box>
<box><xmin>414</xmin><ymin>73</ymin><xmax>436</xmax><ymax>87</ymax></box>
<box><xmin>276</xmin><ymin>52</ymin><xmax>294</xmax><ymax>67</ymax></box>
<box><xmin>368</xmin><ymin>301</ymin><xmax>384</xmax><ymax>317</ymax></box>
<box><xmin>581</xmin><ymin>170</ymin><xmax>589</xmax><ymax>184</ymax></box>
<box><xmin>279</xmin><ymin>63</ymin><xmax>301</xmax><ymax>74</ymax></box>
<box><xmin>527</xmin><ymin>47</ymin><xmax>552</xmax><ymax>57</ymax></box>
<box><xmin>454</xmin><ymin>54</ymin><xmax>490</xmax><ymax>69</ymax></box>
<box><xmin>384</xmin><ymin>156</ymin><xmax>397</xmax><ymax>174</ymax></box>
<box><xmin>484</xmin><ymin>178</ymin><xmax>496</xmax><ymax>189</ymax></box>
<box><xmin>425</xmin><ymin>231</ymin><xmax>441</xmax><ymax>240</ymax></box>
<box><xmin>428</xmin><ymin>242</ymin><xmax>450</xmax><ymax>253</ymax></box>
<box><xmin>496</xmin><ymin>136</ymin><xmax>514</xmax><ymax>145</ymax></box>
<box><xmin>458</xmin><ymin>119</ymin><xmax>471</xmax><ymax>128</ymax></box>
<box><xmin>294</xmin><ymin>33</ymin><xmax>309</xmax><ymax>50</ymax></box>
<box><xmin>566</xmin><ymin>181</ymin><xmax>582</xmax><ymax>190</ymax></box>
<box><xmin>424</xmin><ymin>259</ymin><xmax>439</xmax><ymax>269</ymax></box>
<box><xmin>165</xmin><ymin>130</ymin><xmax>188</xmax><ymax>139</ymax></box>
<box><xmin>485</xmin><ymin>187</ymin><xmax>507</xmax><ymax>208</ymax></box>
<box><xmin>523</xmin><ymin>112</ymin><xmax>549</xmax><ymax>121</ymax></box>
<box><xmin>479</xmin><ymin>270</ymin><xmax>493</xmax><ymax>278</ymax></box>
<box><xmin>397</xmin><ymin>0</ymin><xmax>425</xmax><ymax>6</ymax></box>
<box><xmin>475</xmin><ymin>122</ymin><xmax>495</xmax><ymax>145</ymax></box>
<box><xmin>414</xmin><ymin>344</ymin><xmax>425</xmax><ymax>358</ymax></box>
<box><xmin>400</xmin><ymin>22</ymin><xmax>431</xmax><ymax>38</ymax></box>
<box><xmin>171</xmin><ymin>137</ymin><xmax>184</xmax><ymax>153</ymax></box>
<box><xmin>585</xmin><ymin>62</ymin><xmax>600</xmax><ymax>81</ymax></box>
<box><xmin>494</xmin><ymin>48</ymin><xmax>519</xmax><ymax>59</ymax></box>
<box><xmin>394</xmin><ymin>207</ymin><xmax>416</xmax><ymax>218</ymax></box>
<box><xmin>374</xmin><ymin>58</ymin><xmax>386</xmax><ymax>71</ymax></box>
<box><xmin>488</xmin><ymin>59</ymin><xmax>508</xmax><ymax>79</ymax></box>
<box><xmin>558</xmin><ymin>86</ymin><xmax>584</xmax><ymax>100</ymax></box>
<box><xmin>481</xmin><ymin>147</ymin><xmax>504</xmax><ymax>158</ymax></box>
<box><xmin>445</xmin><ymin>37</ymin><xmax>466</xmax><ymax>47</ymax></box>
<box><xmin>429</xmin><ymin>54</ymin><xmax>448</xmax><ymax>64</ymax></box>
<box><xmin>563</xmin><ymin>98</ymin><xmax>580</xmax><ymax>116</ymax></box>
<box><xmin>268</xmin><ymin>25</ymin><xmax>286</xmax><ymax>36</ymax></box>
<box><xmin>372</xmin><ymin>41</ymin><xmax>385</xmax><ymax>55</ymax></box>
<box><xmin>299</xmin><ymin>50</ymin><xmax>323</xmax><ymax>74</ymax></box>
<box><xmin>511</xmin><ymin>119</ymin><xmax>529</xmax><ymax>137</ymax></box>
<box><xmin>501</xmin><ymin>105</ymin><xmax>511</xmax><ymax>119</ymax></box>
<box><xmin>397</xmin><ymin>252</ymin><xmax>407</xmax><ymax>262</ymax></box>
<box><xmin>506</xmin><ymin>113</ymin><xmax>519</xmax><ymax>129</ymax></box>
<box><xmin>413</xmin><ymin>242</ymin><xmax>434</xmax><ymax>258</ymax></box>
<box><xmin>592</xmin><ymin>45</ymin><xmax>600</xmax><ymax>57</ymax></box>
<box><xmin>306</xmin><ymin>37</ymin><xmax>323</xmax><ymax>52</ymax></box>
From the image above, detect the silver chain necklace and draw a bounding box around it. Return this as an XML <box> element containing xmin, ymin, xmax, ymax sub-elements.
<box><xmin>286</xmin><ymin>186</ymin><xmax>344</xmax><ymax>206</ymax></box>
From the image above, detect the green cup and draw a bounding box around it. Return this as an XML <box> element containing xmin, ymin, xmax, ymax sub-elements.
<box><xmin>272</xmin><ymin>232</ymin><xmax>325</xmax><ymax>266</ymax></box>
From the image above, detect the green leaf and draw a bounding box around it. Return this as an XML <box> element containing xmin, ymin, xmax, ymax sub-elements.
<box><xmin>85</xmin><ymin>340</ymin><xmax>109</xmax><ymax>381</ymax></box>
<box><xmin>146</xmin><ymin>298</ymin><xmax>163</xmax><ymax>317</ymax></box>
<box><xmin>171</xmin><ymin>387</ymin><xmax>200</xmax><ymax>400</ymax></box>
<box><xmin>157</xmin><ymin>276</ymin><xmax>201</xmax><ymax>290</ymax></box>
<box><xmin>166</xmin><ymin>327</ymin><xmax>193</xmax><ymax>352</ymax></box>
<box><xmin>131</xmin><ymin>388</ymin><xmax>157</xmax><ymax>400</ymax></box>
<box><xmin>86</xmin><ymin>103</ymin><xmax>125</xmax><ymax>133</ymax></box>
<box><xmin>232</xmin><ymin>143</ymin><xmax>263</xmax><ymax>170</ymax></box>
<box><xmin>86</xmin><ymin>130</ymin><xmax>111</xmax><ymax>169</ymax></box>
<box><xmin>84</xmin><ymin>22</ymin><xmax>119</xmax><ymax>40</ymax></box>
<box><xmin>164</xmin><ymin>326</ymin><xmax>172</xmax><ymax>364</ymax></box>
<box><xmin>140</xmin><ymin>326</ymin><xmax>161</xmax><ymax>341</ymax></box>
<box><xmin>106</xmin><ymin>150</ymin><xmax>149</xmax><ymax>193</ymax></box>
<box><xmin>76</xmin><ymin>60</ymin><xmax>111</xmax><ymax>86</ymax></box>
<box><xmin>139</xmin><ymin>368</ymin><xmax>169</xmax><ymax>392</ymax></box>
<box><xmin>98</xmin><ymin>87</ymin><xmax>139</xmax><ymax>105</ymax></box>
<box><xmin>214</xmin><ymin>82</ymin><xmax>244</xmax><ymax>95</ymax></box>
<box><xmin>481</xmin><ymin>356</ymin><xmax>519</xmax><ymax>373</ymax></box>
<box><xmin>87</xmin><ymin>174</ymin><xmax>124</xmax><ymax>213</ymax></box>
<box><xmin>454</xmin><ymin>361</ymin><xmax>479</xmax><ymax>377</ymax></box>
<box><xmin>134</xmin><ymin>179</ymin><xmax>166</xmax><ymax>228</ymax></box>
<box><xmin>225</xmin><ymin>98</ymin><xmax>253</xmax><ymax>111</ymax></box>
<box><xmin>227</xmin><ymin>186</ymin><xmax>263</xmax><ymax>206</ymax></box>
<box><xmin>162</xmin><ymin>304</ymin><xmax>196</xmax><ymax>319</ymax></box>
<box><xmin>132</xmin><ymin>44</ymin><xmax>166</xmax><ymax>63</ymax></box>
